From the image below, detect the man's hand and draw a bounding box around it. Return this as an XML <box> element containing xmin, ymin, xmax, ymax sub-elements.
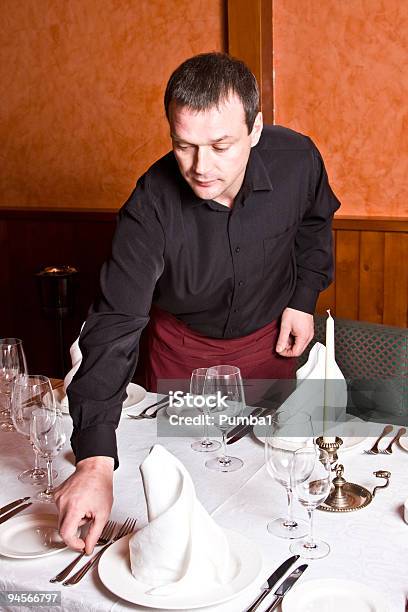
<box><xmin>54</xmin><ymin>456</ymin><xmax>114</xmax><ymax>555</ymax></box>
<box><xmin>276</xmin><ymin>307</ymin><xmax>314</xmax><ymax>357</ymax></box>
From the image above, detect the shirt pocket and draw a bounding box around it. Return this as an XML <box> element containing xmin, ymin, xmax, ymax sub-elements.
<box><xmin>263</xmin><ymin>222</ymin><xmax>298</xmax><ymax>280</ymax></box>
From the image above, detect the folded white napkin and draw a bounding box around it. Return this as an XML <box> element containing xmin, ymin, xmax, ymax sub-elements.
<box><xmin>129</xmin><ymin>444</ymin><xmax>237</xmax><ymax>596</ymax></box>
<box><xmin>278</xmin><ymin>342</ymin><xmax>348</xmax><ymax>426</ymax></box>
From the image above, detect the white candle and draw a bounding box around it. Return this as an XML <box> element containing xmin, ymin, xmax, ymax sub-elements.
<box><xmin>323</xmin><ymin>309</ymin><xmax>336</xmax><ymax>443</ymax></box>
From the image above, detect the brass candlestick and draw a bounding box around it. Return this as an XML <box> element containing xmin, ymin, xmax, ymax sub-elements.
<box><xmin>315</xmin><ymin>436</ymin><xmax>343</xmax><ymax>465</ymax></box>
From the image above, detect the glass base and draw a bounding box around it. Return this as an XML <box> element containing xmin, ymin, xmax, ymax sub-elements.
<box><xmin>290</xmin><ymin>538</ymin><xmax>330</xmax><ymax>559</ymax></box>
<box><xmin>267</xmin><ymin>517</ymin><xmax>308</xmax><ymax>539</ymax></box>
<box><xmin>35</xmin><ymin>490</ymin><xmax>55</xmax><ymax>504</ymax></box>
<box><xmin>18</xmin><ymin>468</ymin><xmax>57</xmax><ymax>485</ymax></box>
<box><xmin>205</xmin><ymin>455</ymin><xmax>243</xmax><ymax>472</ymax></box>
<box><xmin>191</xmin><ymin>439</ymin><xmax>221</xmax><ymax>452</ymax></box>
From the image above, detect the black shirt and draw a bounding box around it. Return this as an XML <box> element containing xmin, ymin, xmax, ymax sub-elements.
<box><xmin>68</xmin><ymin>125</ymin><xmax>340</xmax><ymax>468</ymax></box>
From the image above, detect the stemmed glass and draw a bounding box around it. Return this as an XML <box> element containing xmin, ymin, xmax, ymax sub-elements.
<box><xmin>264</xmin><ymin>411</ymin><xmax>314</xmax><ymax>539</ymax></box>
<box><xmin>190</xmin><ymin>368</ymin><xmax>221</xmax><ymax>453</ymax></box>
<box><xmin>290</xmin><ymin>447</ymin><xmax>331</xmax><ymax>559</ymax></box>
<box><xmin>30</xmin><ymin>405</ymin><xmax>66</xmax><ymax>503</ymax></box>
<box><xmin>0</xmin><ymin>338</ymin><xmax>28</xmax><ymax>431</ymax></box>
<box><xmin>203</xmin><ymin>365</ymin><xmax>245</xmax><ymax>472</ymax></box>
<box><xmin>11</xmin><ymin>374</ymin><xmax>55</xmax><ymax>485</ymax></box>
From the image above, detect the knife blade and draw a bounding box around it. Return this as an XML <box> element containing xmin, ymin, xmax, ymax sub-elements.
<box><xmin>0</xmin><ymin>496</ymin><xmax>31</xmax><ymax>517</ymax></box>
<box><xmin>265</xmin><ymin>564</ymin><xmax>308</xmax><ymax>612</ymax></box>
<box><xmin>227</xmin><ymin>407</ymin><xmax>276</xmax><ymax>445</ymax></box>
<box><xmin>0</xmin><ymin>502</ymin><xmax>32</xmax><ymax>525</ymax></box>
<box><xmin>245</xmin><ymin>555</ymin><xmax>300</xmax><ymax>612</ymax></box>
<box><xmin>227</xmin><ymin>406</ymin><xmax>265</xmax><ymax>440</ymax></box>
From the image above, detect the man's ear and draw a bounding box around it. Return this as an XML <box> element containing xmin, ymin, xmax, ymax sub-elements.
<box><xmin>250</xmin><ymin>112</ymin><xmax>263</xmax><ymax>147</ymax></box>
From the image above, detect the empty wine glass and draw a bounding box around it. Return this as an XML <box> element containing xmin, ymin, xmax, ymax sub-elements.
<box><xmin>0</xmin><ymin>338</ymin><xmax>27</xmax><ymax>431</ymax></box>
<box><xmin>31</xmin><ymin>407</ymin><xmax>66</xmax><ymax>503</ymax></box>
<box><xmin>11</xmin><ymin>374</ymin><xmax>56</xmax><ymax>485</ymax></box>
<box><xmin>203</xmin><ymin>365</ymin><xmax>245</xmax><ymax>472</ymax></box>
<box><xmin>264</xmin><ymin>411</ymin><xmax>314</xmax><ymax>539</ymax></box>
<box><xmin>190</xmin><ymin>368</ymin><xmax>221</xmax><ymax>453</ymax></box>
<box><xmin>290</xmin><ymin>447</ymin><xmax>331</xmax><ymax>559</ymax></box>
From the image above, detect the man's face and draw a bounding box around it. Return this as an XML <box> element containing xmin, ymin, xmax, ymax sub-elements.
<box><xmin>169</xmin><ymin>94</ymin><xmax>263</xmax><ymax>207</ymax></box>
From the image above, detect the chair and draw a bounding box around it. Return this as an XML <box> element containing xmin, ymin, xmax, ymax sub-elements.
<box><xmin>300</xmin><ymin>316</ymin><xmax>408</xmax><ymax>424</ymax></box>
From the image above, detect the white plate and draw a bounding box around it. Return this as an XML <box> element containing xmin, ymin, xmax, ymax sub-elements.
<box><xmin>0</xmin><ymin>514</ymin><xmax>67</xmax><ymax>558</ymax></box>
<box><xmin>98</xmin><ymin>529</ymin><xmax>262</xmax><ymax>610</ymax></box>
<box><xmin>253</xmin><ymin>425</ymin><xmax>367</xmax><ymax>452</ymax></box>
<box><xmin>282</xmin><ymin>578</ymin><xmax>388</xmax><ymax>612</ymax></box>
<box><xmin>54</xmin><ymin>382</ymin><xmax>146</xmax><ymax>414</ymax></box>
<box><xmin>399</xmin><ymin>436</ymin><xmax>408</xmax><ymax>452</ymax></box>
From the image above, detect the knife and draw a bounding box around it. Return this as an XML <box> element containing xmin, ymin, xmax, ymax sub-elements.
<box><xmin>265</xmin><ymin>564</ymin><xmax>308</xmax><ymax>612</ymax></box>
<box><xmin>228</xmin><ymin>406</ymin><xmax>277</xmax><ymax>445</ymax></box>
<box><xmin>0</xmin><ymin>502</ymin><xmax>32</xmax><ymax>525</ymax></box>
<box><xmin>0</xmin><ymin>496</ymin><xmax>31</xmax><ymax>517</ymax></box>
<box><xmin>245</xmin><ymin>555</ymin><xmax>300</xmax><ymax>612</ymax></box>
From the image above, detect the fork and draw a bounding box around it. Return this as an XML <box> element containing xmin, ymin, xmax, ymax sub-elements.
<box><xmin>127</xmin><ymin>396</ymin><xmax>169</xmax><ymax>420</ymax></box>
<box><xmin>380</xmin><ymin>427</ymin><xmax>406</xmax><ymax>454</ymax></box>
<box><xmin>50</xmin><ymin>520</ymin><xmax>116</xmax><ymax>583</ymax></box>
<box><xmin>63</xmin><ymin>517</ymin><xmax>137</xmax><ymax>586</ymax></box>
<box><xmin>364</xmin><ymin>424</ymin><xmax>393</xmax><ymax>454</ymax></box>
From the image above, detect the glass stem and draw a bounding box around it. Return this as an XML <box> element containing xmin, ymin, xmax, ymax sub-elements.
<box><xmin>220</xmin><ymin>431</ymin><xmax>230</xmax><ymax>465</ymax></box>
<box><xmin>44</xmin><ymin>458</ymin><xmax>54</xmax><ymax>494</ymax></box>
<box><xmin>203</xmin><ymin>410</ymin><xmax>209</xmax><ymax>442</ymax></box>
<box><xmin>31</xmin><ymin>443</ymin><xmax>43</xmax><ymax>475</ymax></box>
<box><xmin>306</xmin><ymin>508</ymin><xmax>316</xmax><ymax>548</ymax></box>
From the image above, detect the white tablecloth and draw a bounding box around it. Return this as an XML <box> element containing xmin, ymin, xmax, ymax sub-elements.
<box><xmin>0</xmin><ymin>392</ymin><xmax>407</xmax><ymax>612</ymax></box>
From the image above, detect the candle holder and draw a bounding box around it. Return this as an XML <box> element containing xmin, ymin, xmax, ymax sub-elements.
<box><xmin>315</xmin><ymin>436</ymin><xmax>343</xmax><ymax>465</ymax></box>
<box><xmin>317</xmin><ymin>464</ymin><xmax>391</xmax><ymax>513</ymax></box>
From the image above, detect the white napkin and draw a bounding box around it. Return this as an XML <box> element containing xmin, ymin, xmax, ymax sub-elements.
<box><xmin>278</xmin><ymin>342</ymin><xmax>348</xmax><ymax>428</ymax></box>
<box><xmin>129</xmin><ymin>444</ymin><xmax>237</xmax><ymax>596</ymax></box>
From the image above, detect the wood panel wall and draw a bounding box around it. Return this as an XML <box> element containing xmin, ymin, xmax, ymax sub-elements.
<box><xmin>1</xmin><ymin>209</ymin><xmax>406</xmax><ymax>377</ymax></box>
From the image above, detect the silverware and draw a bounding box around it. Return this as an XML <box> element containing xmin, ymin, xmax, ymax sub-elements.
<box><xmin>0</xmin><ymin>496</ymin><xmax>30</xmax><ymax>516</ymax></box>
<box><xmin>50</xmin><ymin>520</ymin><xmax>116</xmax><ymax>583</ymax></box>
<box><xmin>0</xmin><ymin>502</ymin><xmax>32</xmax><ymax>525</ymax></box>
<box><xmin>227</xmin><ymin>407</ymin><xmax>274</xmax><ymax>445</ymax></box>
<box><xmin>381</xmin><ymin>427</ymin><xmax>406</xmax><ymax>454</ymax></box>
<box><xmin>364</xmin><ymin>424</ymin><xmax>393</xmax><ymax>454</ymax></box>
<box><xmin>127</xmin><ymin>395</ymin><xmax>169</xmax><ymax>419</ymax></box>
<box><xmin>227</xmin><ymin>406</ymin><xmax>265</xmax><ymax>439</ymax></box>
<box><xmin>245</xmin><ymin>555</ymin><xmax>300</xmax><ymax>612</ymax></box>
<box><xmin>63</xmin><ymin>517</ymin><xmax>137</xmax><ymax>586</ymax></box>
<box><xmin>264</xmin><ymin>564</ymin><xmax>308</xmax><ymax>612</ymax></box>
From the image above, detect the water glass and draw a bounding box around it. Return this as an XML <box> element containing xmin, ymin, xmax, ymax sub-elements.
<box><xmin>0</xmin><ymin>338</ymin><xmax>27</xmax><ymax>431</ymax></box>
<box><xmin>31</xmin><ymin>407</ymin><xmax>66</xmax><ymax>503</ymax></box>
<box><xmin>190</xmin><ymin>367</ymin><xmax>221</xmax><ymax>453</ymax></box>
<box><xmin>290</xmin><ymin>447</ymin><xmax>331</xmax><ymax>559</ymax></box>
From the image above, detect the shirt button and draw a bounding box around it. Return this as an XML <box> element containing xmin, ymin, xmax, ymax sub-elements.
<box><xmin>238</xmin><ymin>280</ymin><xmax>244</xmax><ymax>287</ymax></box>
<box><xmin>235</xmin><ymin>246</ymin><xmax>241</xmax><ymax>253</ymax></box>
<box><xmin>233</xmin><ymin>308</ymin><xmax>239</xmax><ymax>313</ymax></box>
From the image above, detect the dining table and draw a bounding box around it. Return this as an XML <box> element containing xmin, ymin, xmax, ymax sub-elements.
<box><xmin>0</xmin><ymin>386</ymin><xmax>407</xmax><ymax>612</ymax></box>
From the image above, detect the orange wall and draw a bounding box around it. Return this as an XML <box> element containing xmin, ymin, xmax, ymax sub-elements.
<box><xmin>273</xmin><ymin>0</ymin><xmax>407</xmax><ymax>217</ymax></box>
<box><xmin>0</xmin><ymin>0</ymin><xmax>226</xmax><ymax>209</ymax></box>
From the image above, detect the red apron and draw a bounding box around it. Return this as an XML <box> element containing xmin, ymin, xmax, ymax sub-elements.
<box><xmin>143</xmin><ymin>307</ymin><xmax>295</xmax><ymax>392</ymax></box>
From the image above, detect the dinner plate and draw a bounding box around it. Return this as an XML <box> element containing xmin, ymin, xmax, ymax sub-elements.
<box><xmin>53</xmin><ymin>382</ymin><xmax>146</xmax><ymax>415</ymax></box>
<box><xmin>0</xmin><ymin>514</ymin><xmax>67</xmax><ymax>558</ymax></box>
<box><xmin>253</xmin><ymin>425</ymin><xmax>367</xmax><ymax>452</ymax></box>
<box><xmin>282</xmin><ymin>578</ymin><xmax>388</xmax><ymax>612</ymax></box>
<box><xmin>399</xmin><ymin>436</ymin><xmax>408</xmax><ymax>452</ymax></box>
<box><xmin>98</xmin><ymin>529</ymin><xmax>262</xmax><ymax>609</ymax></box>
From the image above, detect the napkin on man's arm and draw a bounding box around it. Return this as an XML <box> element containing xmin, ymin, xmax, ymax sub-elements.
<box><xmin>129</xmin><ymin>444</ymin><xmax>237</xmax><ymax>596</ymax></box>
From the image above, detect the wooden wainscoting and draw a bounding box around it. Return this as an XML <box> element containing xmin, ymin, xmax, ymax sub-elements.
<box><xmin>0</xmin><ymin>209</ymin><xmax>406</xmax><ymax>376</ymax></box>
<box><xmin>317</xmin><ymin>217</ymin><xmax>408</xmax><ymax>327</ymax></box>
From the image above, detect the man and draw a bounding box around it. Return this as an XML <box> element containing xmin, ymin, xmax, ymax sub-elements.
<box><xmin>55</xmin><ymin>52</ymin><xmax>340</xmax><ymax>552</ymax></box>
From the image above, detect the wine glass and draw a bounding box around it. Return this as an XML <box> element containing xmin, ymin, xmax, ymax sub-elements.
<box><xmin>30</xmin><ymin>406</ymin><xmax>66</xmax><ymax>503</ymax></box>
<box><xmin>290</xmin><ymin>447</ymin><xmax>331</xmax><ymax>559</ymax></box>
<box><xmin>190</xmin><ymin>368</ymin><xmax>221</xmax><ymax>453</ymax></box>
<box><xmin>11</xmin><ymin>374</ymin><xmax>55</xmax><ymax>485</ymax></box>
<box><xmin>203</xmin><ymin>365</ymin><xmax>245</xmax><ymax>472</ymax></box>
<box><xmin>0</xmin><ymin>338</ymin><xmax>27</xmax><ymax>431</ymax></box>
<box><xmin>264</xmin><ymin>411</ymin><xmax>314</xmax><ymax>539</ymax></box>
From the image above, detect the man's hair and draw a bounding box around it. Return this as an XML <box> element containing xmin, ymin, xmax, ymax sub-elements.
<box><xmin>164</xmin><ymin>52</ymin><xmax>260</xmax><ymax>133</ymax></box>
